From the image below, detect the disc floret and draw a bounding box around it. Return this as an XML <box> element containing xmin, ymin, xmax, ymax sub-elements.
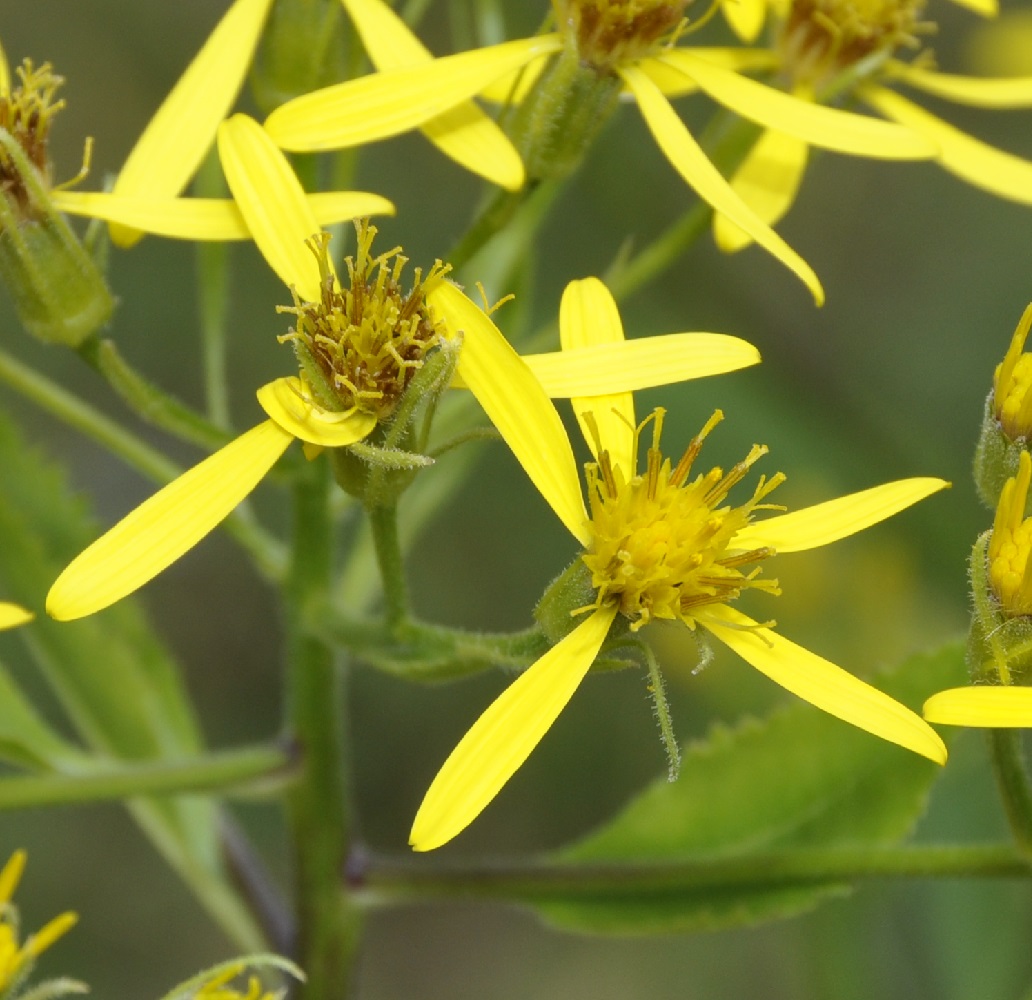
<box><xmin>581</xmin><ymin>409</ymin><xmax>785</xmax><ymax>630</ymax></box>
<box><xmin>0</xmin><ymin>58</ymin><xmax>65</xmax><ymax>211</ymax></box>
<box><xmin>553</xmin><ymin>0</ymin><xmax>690</xmax><ymax>72</ymax></box>
<box><xmin>279</xmin><ymin>222</ymin><xmax>450</xmax><ymax>421</ymax></box>
<box><xmin>778</xmin><ymin>0</ymin><xmax>932</xmax><ymax>85</ymax></box>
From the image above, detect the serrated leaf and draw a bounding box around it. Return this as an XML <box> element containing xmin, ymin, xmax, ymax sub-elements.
<box><xmin>533</xmin><ymin>641</ymin><xmax>966</xmax><ymax>934</ymax></box>
<box><xmin>0</xmin><ymin>408</ymin><xmax>261</xmax><ymax>946</ymax></box>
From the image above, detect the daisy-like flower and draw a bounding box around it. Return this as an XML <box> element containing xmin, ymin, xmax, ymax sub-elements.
<box><xmin>409</xmin><ymin>275</ymin><xmax>949</xmax><ymax>851</ymax></box>
<box><xmin>924</xmin><ymin>450</ymin><xmax>1032</xmax><ymax>727</ymax></box>
<box><xmin>45</xmin><ymin>227</ymin><xmax>760</xmax><ymax>621</ymax></box>
<box><xmin>0</xmin><ymin>850</ymin><xmax>78</xmax><ymax>998</ymax></box>
<box><xmin>712</xmin><ymin>0</ymin><xmax>1032</xmax><ymax>252</ymax></box>
<box><xmin>262</xmin><ymin>0</ymin><xmax>951</xmax><ymax>304</ymax></box>
<box><xmin>50</xmin><ymin>0</ymin><xmax>518</xmax><ymax>250</ymax></box>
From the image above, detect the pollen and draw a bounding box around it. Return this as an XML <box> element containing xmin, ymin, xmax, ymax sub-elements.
<box><xmin>994</xmin><ymin>304</ymin><xmax>1032</xmax><ymax>441</ymax></box>
<box><xmin>278</xmin><ymin>221</ymin><xmax>450</xmax><ymax>421</ymax></box>
<box><xmin>580</xmin><ymin>409</ymin><xmax>785</xmax><ymax>630</ymax></box>
<box><xmin>0</xmin><ymin>58</ymin><xmax>65</xmax><ymax>211</ymax></box>
<box><xmin>553</xmin><ymin>0</ymin><xmax>689</xmax><ymax>71</ymax></box>
<box><xmin>778</xmin><ymin>0</ymin><xmax>932</xmax><ymax>85</ymax></box>
<box><xmin>989</xmin><ymin>450</ymin><xmax>1032</xmax><ymax>617</ymax></box>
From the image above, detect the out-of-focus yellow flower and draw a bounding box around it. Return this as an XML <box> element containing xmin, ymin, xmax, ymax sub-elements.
<box><xmin>263</xmin><ymin>0</ymin><xmax>966</xmax><ymax>304</ymax></box>
<box><xmin>712</xmin><ymin>0</ymin><xmax>1032</xmax><ymax>251</ymax></box>
<box><xmin>192</xmin><ymin>968</ymin><xmax>279</xmax><ymax>1000</ymax></box>
<box><xmin>409</xmin><ymin>276</ymin><xmax>949</xmax><ymax>851</ymax></box>
<box><xmin>0</xmin><ymin>850</ymin><xmax>78</xmax><ymax>996</ymax></box>
<box><xmin>925</xmin><ymin>450</ymin><xmax>1032</xmax><ymax>727</ymax></box>
<box><xmin>46</xmin><ymin>250</ymin><xmax>760</xmax><ymax>622</ymax></box>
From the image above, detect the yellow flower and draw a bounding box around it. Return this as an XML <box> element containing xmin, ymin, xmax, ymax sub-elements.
<box><xmin>409</xmin><ymin>276</ymin><xmax>949</xmax><ymax>852</ymax></box>
<box><xmin>712</xmin><ymin>0</ymin><xmax>1032</xmax><ymax>251</ymax></box>
<box><xmin>261</xmin><ymin>0</ymin><xmax>963</xmax><ymax>304</ymax></box>
<box><xmin>46</xmin><ymin>253</ymin><xmax>759</xmax><ymax>622</ymax></box>
<box><xmin>925</xmin><ymin>450</ymin><xmax>1032</xmax><ymax>727</ymax></box>
<box><xmin>192</xmin><ymin>968</ymin><xmax>279</xmax><ymax>1000</ymax></box>
<box><xmin>0</xmin><ymin>850</ymin><xmax>77</xmax><ymax>995</ymax></box>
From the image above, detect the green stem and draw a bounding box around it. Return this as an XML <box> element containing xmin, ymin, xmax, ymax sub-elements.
<box><xmin>0</xmin><ymin>745</ymin><xmax>291</xmax><ymax>809</ymax></box>
<box><xmin>0</xmin><ymin>347</ymin><xmax>288</xmax><ymax>581</ymax></box>
<box><xmin>285</xmin><ymin>458</ymin><xmax>361</xmax><ymax>999</ymax></box>
<box><xmin>194</xmin><ymin>151</ymin><xmax>233</xmax><ymax>429</ymax></box>
<box><xmin>359</xmin><ymin>844</ymin><xmax>1031</xmax><ymax>906</ymax></box>
<box><xmin>78</xmin><ymin>337</ymin><xmax>231</xmax><ymax>451</ymax></box>
<box><xmin>989</xmin><ymin>728</ymin><xmax>1032</xmax><ymax>859</ymax></box>
<box><xmin>446</xmin><ymin>185</ymin><xmax>534</xmax><ymax>273</ymax></box>
<box><xmin>368</xmin><ymin>503</ymin><xmax>409</xmax><ymax>631</ymax></box>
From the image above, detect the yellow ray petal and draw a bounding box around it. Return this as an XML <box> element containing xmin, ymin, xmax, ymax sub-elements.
<box><xmin>52</xmin><ymin>190</ymin><xmax>394</xmax><ymax>241</ymax></box>
<box><xmin>477</xmin><ymin>55</ymin><xmax>550</xmax><ymax>104</ymax></box>
<box><xmin>109</xmin><ymin>0</ymin><xmax>275</xmax><ymax>247</ymax></box>
<box><xmin>656</xmin><ymin>51</ymin><xmax>936</xmax><ymax>159</ymax></box>
<box><xmin>264</xmin><ymin>35</ymin><xmax>561</xmax><ymax>151</ymax></box>
<box><xmin>923</xmin><ymin>686</ymin><xmax>1032</xmax><ymax>726</ymax></box>
<box><xmin>734</xmin><ymin>477</ymin><xmax>948</xmax><ymax>553</ymax></box>
<box><xmin>863</xmin><ymin>85</ymin><xmax>1032</xmax><ymax>206</ymax></box>
<box><xmin>620</xmin><ymin>64</ymin><xmax>824</xmax><ymax>306</ymax></box>
<box><xmin>704</xmin><ymin>605</ymin><xmax>947</xmax><ymax>764</ymax></box>
<box><xmin>891</xmin><ymin>63</ymin><xmax>1032</xmax><ymax>109</ymax></box>
<box><xmin>0</xmin><ymin>850</ymin><xmax>25</xmax><ymax>905</ymax></box>
<box><xmin>714</xmin><ymin>127</ymin><xmax>808</xmax><ymax>252</ymax></box>
<box><xmin>429</xmin><ymin>282</ymin><xmax>587</xmax><ymax>544</ymax></box>
<box><xmin>256</xmin><ymin>377</ymin><xmax>378</xmax><ymax>447</ymax></box>
<box><xmin>945</xmin><ymin>0</ymin><xmax>996</xmax><ymax>16</ymax></box>
<box><xmin>217</xmin><ymin>114</ymin><xmax>326</xmax><ymax>300</ymax></box>
<box><xmin>520</xmin><ymin>334</ymin><xmax>762</xmax><ymax>396</ymax></box>
<box><xmin>0</xmin><ymin>602</ymin><xmax>32</xmax><ymax>630</ymax></box>
<box><xmin>46</xmin><ymin>420</ymin><xmax>294</xmax><ymax>622</ymax></box>
<box><xmin>639</xmin><ymin>48</ymin><xmax>778</xmax><ymax>99</ymax></box>
<box><xmin>0</xmin><ymin>40</ymin><xmax>9</xmax><ymax>97</ymax></box>
<box><xmin>722</xmin><ymin>0</ymin><xmax>767</xmax><ymax>42</ymax></box>
<box><xmin>410</xmin><ymin>605</ymin><xmax>617</xmax><ymax>851</ymax></box>
<box><xmin>25</xmin><ymin>912</ymin><xmax>78</xmax><ymax>958</ymax></box>
<box><xmin>340</xmin><ymin>0</ymin><xmax>523</xmax><ymax>187</ymax></box>
<box><xmin>559</xmin><ymin>277</ymin><xmax>635</xmax><ymax>472</ymax></box>
<box><xmin>421</xmin><ymin>104</ymin><xmax>525</xmax><ymax>190</ymax></box>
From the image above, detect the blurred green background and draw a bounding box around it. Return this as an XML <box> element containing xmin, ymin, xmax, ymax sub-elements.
<box><xmin>2</xmin><ymin>1</ymin><xmax>1032</xmax><ymax>996</ymax></box>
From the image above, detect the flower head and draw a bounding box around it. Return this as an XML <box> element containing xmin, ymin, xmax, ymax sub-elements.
<box><xmin>410</xmin><ymin>276</ymin><xmax>948</xmax><ymax>851</ymax></box>
<box><xmin>713</xmin><ymin>0</ymin><xmax>1032</xmax><ymax>251</ymax></box>
<box><xmin>0</xmin><ymin>850</ymin><xmax>78</xmax><ymax>999</ymax></box>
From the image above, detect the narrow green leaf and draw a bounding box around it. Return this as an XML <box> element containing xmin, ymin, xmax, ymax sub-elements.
<box><xmin>0</xmin><ymin>659</ymin><xmax>84</xmax><ymax>770</ymax></box>
<box><xmin>534</xmin><ymin>641</ymin><xmax>966</xmax><ymax>933</ymax></box>
<box><xmin>0</xmin><ymin>407</ymin><xmax>262</xmax><ymax>947</ymax></box>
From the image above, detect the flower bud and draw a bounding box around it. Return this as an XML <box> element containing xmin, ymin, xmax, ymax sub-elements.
<box><xmin>0</xmin><ymin>58</ymin><xmax>113</xmax><ymax>345</ymax></box>
<box><xmin>974</xmin><ymin>304</ymin><xmax>1032</xmax><ymax>510</ymax></box>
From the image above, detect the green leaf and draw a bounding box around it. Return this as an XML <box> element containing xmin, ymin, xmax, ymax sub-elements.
<box><xmin>0</xmin><ymin>659</ymin><xmax>84</xmax><ymax>770</ymax></box>
<box><xmin>0</xmin><ymin>407</ymin><xmax>262</xmax><ymax>947</ymax></box>
<box><xmin>157</xmin><ymin>953</ymin><xmax>304</xmax><ymax>1000</ymax></box>
<box><xmin>534</xmin><ymin>641</ymin><xmax>967</xmax><ymax>934</ymax></box>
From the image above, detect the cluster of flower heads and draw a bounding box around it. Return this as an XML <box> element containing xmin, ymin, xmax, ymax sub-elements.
<box><xmin>3</xmin><ymin>0</ymin><xmax>1032</xmax><ymax>858</ymax></box>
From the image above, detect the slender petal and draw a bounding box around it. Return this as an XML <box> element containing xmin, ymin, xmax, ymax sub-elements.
<box><xmin>429</xmin><ymin>282</ymin><xmax>587</xmax><ymax>544</ymax></box>
<box><xmin>47</xmin><ymin>420</ymin><xmax>294</xmax><ymax>621</ymax></box>
<box><xmin>0</xmin><ymin>850</ymin><xmax>25</xmax><ymax>905</ymax></box>
<box><xmin>620</xmin><ymin>64</ymin><xmax>824</xmax><ymax>306</ymax></box>
<box><xmin>477</xmin><ymin>55</ymin><xmax>550</xmax><ymax>104</ymax></box>
<box><xmin>924</xmin><ymin>686</ymin><xmax>1032</xmax><ymax>727</ymax></box>
<box><xmin>863</xmin><ymin>85</ymin><xmax>1032</xmax><ymax>206</ymax></box>
<box><xmin>714</xmin><ymin>127</ymin><xmax>808</xmax><ymax>252</ymax></box>
<box><xmin>341</xmin><ymin>0</ymin><xmax>524</xmax><ymax>188</ymax></box>
<box><xmin>946</xmin><ymin>0</ymin><xmax>997</xmax><ymax>16</ymax></box>
<box><xmin>410</xmin><ymin>605</ymin><xmax>617</xmax><ymax>851</ymax></box>
<box><xmin>25</xmin><ymin>912</ymin><xmax>78</xmax><ymax>957</ymax></box>
<box><xmin>654</xmin><ymin>51</ymin><xmax>937</xmax><ymax>159</ymax></box>
<box><xmin>256</xmin><ymin>377</ymin><xmax>378</xmax><ymax>447</ymax></box>
<box><xmin>0</xmin><ymin>40</ymin><xmax>9</xmax><ymax>96</ymax></box>
<box><xmin>265</xmin><ymin>35</ymin><xmax>562</xmax><ymax>151</ymax></box>
<box><xmin>723</xmin><ymin>0</ymin><xmax>767</xmax><ymax>42</ymax></box>
<box><xmin>639</xmin><ymin>48</ymin><xmax>778</xmax><ymax>99</ymax></box>
<box><xmin>560</xmin><ymin>277</ymin><xmax>635</xmax><ymax>472</ymax></box>
<box><xmin>891</xmin><ymin>63</ymin><xmax>1032</xmax><ymax>109</ymax></box>
<box><xmin>704</xmin><ymin>604</ymin><xmax>947</xmax><ymax>764</ymax></box>
<box><xmin>734</xmin><ymin>478</ymin><xmax>949</xmax><ymax>553</ymax></box>
<box><xmin>0</xmin><ymin>602</ymin><xmax>32</xmax><ymax>630</ymax></box>
<box><xmin>217</xmin><ymin>114</ymin><xmax>326</xmax><ymax>300</ymax></box>
<box><xmin>109</xmin><ymin>0</ymin><xmax>275</xmax><ymax>247</ymax></box>
<box><xmin>52</xmin><ymin>190</ymin><xmax>394</xmax><ymax>241</ymax></box>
